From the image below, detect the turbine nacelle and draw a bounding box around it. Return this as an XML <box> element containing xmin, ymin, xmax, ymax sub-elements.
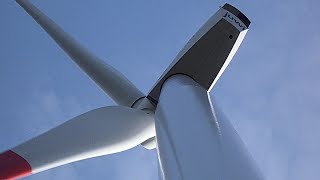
<box><xmin>0</xmin><ymin>1</ymin><xmax>252</xmax><ymax>179</ymax></box>
<box><xmin>147</xmin><ymin>3</ymin><xmax>250</xmax><ymax>105</ymax></box>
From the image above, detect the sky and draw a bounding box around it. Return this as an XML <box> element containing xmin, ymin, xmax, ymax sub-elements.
<box><xmin>0</xmin><ymin>0</ymin><xmax>320</xmax><ymax>179</ymax></box>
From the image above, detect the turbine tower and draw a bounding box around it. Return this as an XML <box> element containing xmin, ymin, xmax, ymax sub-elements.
<box><xmin>0</xmin><ymin>0</ymin><xmax>264</xmax><ymax>179</ymax></box>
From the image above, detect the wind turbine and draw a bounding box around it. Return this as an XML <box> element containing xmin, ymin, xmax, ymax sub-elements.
<box><xmin>0</xmin><ymin>0</ymin><xmax>264</xmax><ymax>179</ymax></box>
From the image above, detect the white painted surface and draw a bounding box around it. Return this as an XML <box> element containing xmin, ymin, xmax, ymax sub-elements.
<box><xmin>16</xmin><ymin>0</ymin><xmax>144</xmax><ymax>107</ymax></box>
<box><xmin>12</xmin><ymin>106</ymin><xmax>155</xmax><ymax>173</ymax></box>
<box><xmin>155</xmin><ymin>75</ymin><xmax>264</xmax><ymax>180</ymax></box>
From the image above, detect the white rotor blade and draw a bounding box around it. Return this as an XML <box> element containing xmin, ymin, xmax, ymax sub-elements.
<box><xmin>16</xmin><ymin>0</ymin><xmax>144</xmax><ymax>107</ymax></box>
<box><xmin>0</xmin><ymin>106</ymin><xmax>155</xmax><ymax>179</ymax></box>
<box><xmin>155</xmin><ymin>75</ymin><xmax>264</xmax><ymax>180</ymax></box>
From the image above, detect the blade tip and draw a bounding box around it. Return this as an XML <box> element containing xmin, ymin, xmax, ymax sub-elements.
<box><xmin>0</xmin><ymin>150</ymin><xmax>32</xmax><ymax>179</ymax></box>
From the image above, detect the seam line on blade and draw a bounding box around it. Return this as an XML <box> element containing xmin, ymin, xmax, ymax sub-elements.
<box><xmin>130</xmin><ymin>96</ymin><xmax>146</xmax><ymax>108</ymax></box>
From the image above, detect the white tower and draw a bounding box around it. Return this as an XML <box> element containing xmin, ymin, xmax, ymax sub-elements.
<box><xmin>0</xmin><ymin>1</ymin><xmax>264</xmax><ymax>179</ymax></box>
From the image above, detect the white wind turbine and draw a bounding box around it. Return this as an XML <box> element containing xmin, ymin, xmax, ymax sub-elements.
<box><xmin>0</xmin><ymin>0</ymin><xmax>264</xmax><ymax>179</ymax></box>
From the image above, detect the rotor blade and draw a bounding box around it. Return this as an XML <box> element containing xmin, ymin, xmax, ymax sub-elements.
<box><xmin>155</xmin><ymin>75</ymin><xmax>264</xmax><ymax>179</ymax></box>
<box><xmin>16</xmin><ymin>0</ymin><xmax>144</xmax><ymax>107</ymax></box>
<box><xmin>0</xmin><ymin>106</ymin><xmax>155</xmax><ymax>179</ymax></box>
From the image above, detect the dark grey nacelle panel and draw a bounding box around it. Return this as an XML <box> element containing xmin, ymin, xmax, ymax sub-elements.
<box><xmin>223</xmin><ymin>3</ymin><xmax>250</xmax><ymax>28</ymax></box>
<box><xmin>147</xmin><ymin>4</ymin><xmax>250</xmax><ymax>105</ymax></box>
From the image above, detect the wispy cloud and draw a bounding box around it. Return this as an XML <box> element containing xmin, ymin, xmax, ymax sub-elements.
<box><xmin>213</xmin><ymin>1</ymin><xmax>320</xmax><ymax>178</ymax></box>
<box><xmin>17</xmin><ymin>89</ymin><xmax>94</xmax><ymax>136</ymax></box>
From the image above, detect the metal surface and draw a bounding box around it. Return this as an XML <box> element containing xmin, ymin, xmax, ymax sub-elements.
<box><xmin>147</xmin><ymin>4</ymin><xmax>250</xmax><ymax>105</ymax></box>
<box><xmin>0</xmin><ymin>1</ymin><xmax>260</xmax><ymax>179</ymax></box>
<box><xmin>155</xmin><ymin>75</ymin><xmax>264</xmax><ymax>180</ymax></box>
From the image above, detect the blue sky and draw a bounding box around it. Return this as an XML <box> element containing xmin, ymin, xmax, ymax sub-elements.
<box><xmin>1</xmin><ymin>0</ymin><xmax>320</xmax><ymax>179</ymax></box>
